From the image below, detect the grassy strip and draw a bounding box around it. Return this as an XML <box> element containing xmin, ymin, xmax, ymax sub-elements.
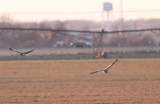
<box><xmin>0</xmin><ymin>52</ymin><xmax>160</xmax><ymax>60</ymax></box>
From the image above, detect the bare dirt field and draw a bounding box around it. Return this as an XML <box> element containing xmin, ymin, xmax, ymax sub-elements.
<box><xmin>0</xmin><ymin>59</ymin><xmax>160</xmax><ymax>104</ymax></box>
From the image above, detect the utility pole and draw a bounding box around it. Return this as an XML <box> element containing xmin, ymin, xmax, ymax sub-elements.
<box><xmin>120</xmin><ymin>0</ymin><xmax>123</xmax><ymax>21</ymax></box>
<box><xmin>118</xmin><ymin>0</ymin><xmax>123</xmax><ymax>47</ymax></box>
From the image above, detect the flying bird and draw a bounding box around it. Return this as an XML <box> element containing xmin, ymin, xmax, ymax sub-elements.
<box><xmin>90</xmin><ymin>59</ymin><xmax>118</xmax><ymax>74</ymax></box>
<box><xmin>9</xmin><ymin>48</ymin><xmax>35</xmax><ymax>56</ymax></box>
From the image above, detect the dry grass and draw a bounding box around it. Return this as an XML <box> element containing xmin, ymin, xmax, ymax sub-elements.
<box><xmin>0</xmin><ymin>59</ymin><xmax>160</xmax><ymax>104</ymax></box>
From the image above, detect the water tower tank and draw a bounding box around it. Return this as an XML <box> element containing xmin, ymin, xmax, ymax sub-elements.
<box><xmin>103</xmin><ymin>2</ymin><xmax>113</xmax><ymax>11</ymax></box>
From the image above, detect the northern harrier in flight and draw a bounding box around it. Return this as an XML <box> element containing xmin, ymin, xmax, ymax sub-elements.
<box><xmin>90</xmin><ymin>59</ymin><xmax>118</xmax><ymax>74</ymax></box>
<box><xmin>9</xmin><ymin>48</ymin><xmax>35</xmax><ymax>56</ymax></box>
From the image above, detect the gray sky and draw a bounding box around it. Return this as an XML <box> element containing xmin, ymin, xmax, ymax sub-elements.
<box><xmin>1</xmin><ymin>0</ymin><xmax>160</xmax><ymax>22</ymax></box>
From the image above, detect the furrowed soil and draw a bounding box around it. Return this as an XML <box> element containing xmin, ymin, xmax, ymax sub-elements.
<box><xmin>0</xmin><ymin>59</ymin><xmax>160</xmax><ymax>104</ymax></box>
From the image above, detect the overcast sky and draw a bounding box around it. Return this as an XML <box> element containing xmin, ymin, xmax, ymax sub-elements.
<box><xmin>1</xmin><ymin>0</ymin><xmax>160</xmax><ymax>22</ymax></box>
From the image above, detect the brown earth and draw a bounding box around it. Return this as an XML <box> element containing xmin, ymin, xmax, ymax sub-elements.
<box><xmin>0</xmin><ymin>59</ymin><xmax>160</xmax><ymax>104</ymax></box>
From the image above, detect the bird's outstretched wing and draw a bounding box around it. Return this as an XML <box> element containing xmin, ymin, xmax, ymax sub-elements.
<box><xmin>90</xmin><ymin>59</ymin><xmax>119</xmax><ymax>74</ymax></box>
<box><xmin>9</xmin><ymin>48</ymin><xmax>21</xmax><ymax>53</ymax></box>
<box><xmin>104</xmin><ymin>59</ymin><xmax>118</xmax><ymax>70</ymax></box>
<box><xmin>90</xmin><ymin>69</ymin><xmax>105</xmax><ymax>74</ymax></box>
<box><xmin>24</xmin><ymin>49</ymin><xmax>35</xmax><ymax>54</ymax></box>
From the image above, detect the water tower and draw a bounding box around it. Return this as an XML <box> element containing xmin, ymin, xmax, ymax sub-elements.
<box><xmin>102</xmin><ymin>2</ymin><xmax>113</xmax><ymax>31</ymax></box>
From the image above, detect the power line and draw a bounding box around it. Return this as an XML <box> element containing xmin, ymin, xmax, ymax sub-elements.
<box><xmin>0</xmin><ymin>27</ymin><xmax>160</xmax><ymax>34</ymax></box>
<box><xmin>1</xmin><ymin>10</ymin><xmax>160</xmax><ymax>14</ymax></box>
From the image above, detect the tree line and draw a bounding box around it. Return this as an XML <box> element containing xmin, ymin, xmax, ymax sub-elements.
<box><xmin>0</xmin><ymin>15</ymin><xmax>160</xmax><ymax>48</ymax></box>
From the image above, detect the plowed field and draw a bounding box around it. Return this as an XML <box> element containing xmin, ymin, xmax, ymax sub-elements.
<box><xmin>0</xmin><ymin>59</ymin><xmax>160</xmax><ymax>104</ymax></box>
